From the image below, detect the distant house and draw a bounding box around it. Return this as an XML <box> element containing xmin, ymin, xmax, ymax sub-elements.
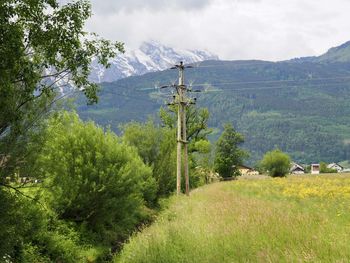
<box><xmin>290</xmin><ymin>162</ymin><xmax>305</xmax><ymax>174</ymax></box>
<box><xmin>238</xmin><ymin>165</ymin><xmax>259</xmax><ymax>176</ymax></box>
<box><xmin>327</xmin><ymin>163</ymin><xmax>343</xmax><ymax>173</ymax></box>
<box><xmin>311</xmin><ymin>164</ymin><xmax>320</xmax><ymax>174</ymax></box>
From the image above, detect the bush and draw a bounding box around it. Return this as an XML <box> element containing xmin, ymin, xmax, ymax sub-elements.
<box><xmin>320</xmin><ymin>162</ymin><xmax>337</xmax><ymax>173</ymax></box>
<box><xmin>260</xmin><ymin>149</ymin><xmax>291</xmax><ymax>177</ymax></box>
<box><xmin>34</xmin><ymin>112</ymin><xmax>157</xmax><ymax>243</ymax></box>
<box><xmin>0</xmin><ymin>189</ymin><xmax>83</xmax><ymax>262</ymax></box>
<box><xmin>122</xmin><ymin>121</ymin><xmax>177</xmax><ymax>197</ymax></box>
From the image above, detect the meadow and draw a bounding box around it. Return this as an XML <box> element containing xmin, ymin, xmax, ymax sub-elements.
<box><xmin>115</xmin><ymin>174</ymin><xmax>350</xmax><ymax>263</ymax></box>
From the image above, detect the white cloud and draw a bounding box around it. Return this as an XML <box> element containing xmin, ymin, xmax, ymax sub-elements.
<box><xmin>89</xmin><ymin>0</ymin><xmax>213</xmax><ymax>14</ymax></box>
<box><xmin>85</xmin><ymin>0</ymin><xmax>350</xmax><ymax>61</ymax></box>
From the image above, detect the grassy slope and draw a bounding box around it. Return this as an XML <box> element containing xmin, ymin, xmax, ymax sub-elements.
<box><xmin>115</xmin><ymin>174</ymin><xmax>350</xmax><ymax>263</ymax></box>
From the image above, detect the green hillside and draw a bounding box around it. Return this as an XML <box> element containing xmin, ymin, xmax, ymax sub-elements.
<box><xmin>76</xmin><ymin>43</ymin><xmax>350</xmax><ymax>164</ymax></box>
<box><xmin>317</xmin><ymin>41</ymin><xmax>350</xmax><ymax>62</ymax></box>
<box><xmin>115</xmin><ymin>174</ymin><xmax>350</xmax><ymax>263</ymax></box>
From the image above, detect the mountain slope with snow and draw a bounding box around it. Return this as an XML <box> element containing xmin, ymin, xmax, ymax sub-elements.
<box><xmin>78</xmin><ymin>40</ymin><xmax>350</xmax><ymax>165</ymax></box>
<box><xmin>89</xmin><ymin>41</ymin><xmax>218</xmax><ymax>83</ymax></box>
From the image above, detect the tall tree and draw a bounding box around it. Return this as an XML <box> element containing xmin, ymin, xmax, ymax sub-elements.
<box><xmin>214</xmin><ymin>123</ymin><xmax>247</xmax><ymax>178</ymax></box>
<box><xmin>0</xmin><ymin>0</ymin><xmax>123</xmax><ymax>181</ymax></box>
<box><xmin>160</xmin><ymin>106</ymin><xmax>212</xmax><ymax>153</ymax></box>
<box><xmin>0</xmin><ymin>2</ymin><xmax>124</xmax><ymax>259</ymax></box>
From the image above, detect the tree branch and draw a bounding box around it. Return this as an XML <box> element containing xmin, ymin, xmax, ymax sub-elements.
<box><xmin>15</xmin><ymin>70</ymin><xmax>72</xmax><ymax>112</ymax></box>
<box><xmin>0</xmin><ymin>182</ymin><xmax>47</xmax><ymax>210</ymax></box>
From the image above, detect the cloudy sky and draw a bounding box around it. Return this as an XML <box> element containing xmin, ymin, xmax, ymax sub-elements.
<box><xmin>84</xmin><ymin>0</ymin><xmax>350</xmax><ymax>61</ymax></box>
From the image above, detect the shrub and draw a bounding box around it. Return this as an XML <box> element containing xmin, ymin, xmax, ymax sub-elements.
<box><xmin>34</xmin><ymin>112</ymin><xmax>157</xmax><ymax>242</ymax></box>
<box><xmin>320</xmin><ymin>162</ymin><xmax>337</xmax><ymax>173</ymax></box>
<box><xmin>122</xmin><ymin>121</ymin><xmax>177</xmax><ymax>197</ymax></box>
<box><xmin>260</xmin><ymin>149</ymin><xmax>291</xmax><ymax>177</ymax></box>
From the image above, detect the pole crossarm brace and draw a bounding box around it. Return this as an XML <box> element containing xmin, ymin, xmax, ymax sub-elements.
<box><xmin>177</xmin><ymin>139</ymin><xmax>189</xmax><ymax>144</ymax></box>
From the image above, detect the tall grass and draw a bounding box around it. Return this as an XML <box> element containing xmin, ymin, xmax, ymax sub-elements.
<box><xmin>115</xmin><ymin>174</ymin><xmax>350</xmax><ymax>262</ymax></box>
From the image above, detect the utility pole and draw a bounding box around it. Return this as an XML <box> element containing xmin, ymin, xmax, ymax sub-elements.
<box><xmin>163</xmin><ymin>61</ymin><xmax>195</xmax><ymax>196</ymax></box>
<box><xmin>183</xmin><ymin>100</ymin><xmax>189</xmax><ymax>195</ymax></box>
<box><xmin>176</xmin><ymin>62</ymin><xmax>190</xmax><ymax>196</ymax></box>
<box><xmin>176</xmin><ymin>65</ymin><xmax>183</xmax><ymax>195</ymax></box>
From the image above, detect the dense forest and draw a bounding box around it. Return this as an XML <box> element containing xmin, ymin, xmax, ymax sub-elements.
<box><xmin>76</xmin><ymin>45</ymin><xmax>350</xmax><ymax>164</ymax></box>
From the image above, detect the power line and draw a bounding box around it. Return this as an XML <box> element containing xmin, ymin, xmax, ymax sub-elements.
<box><xmin>191</xmin><ymin>82</ymin><xmax>350</xmax><ymax>93</ymax></box>
<box><xmin>194</xmin><ymin>61</ymin><xmax>276</xmax><ymax>68</ymax></box>
<box><xmin>135</xmin><ymin>75</ymin><xmax>350</xmax><ymax>93</ymax></box>
<box><xmin>102</xmin><ymin>90</ymin><xmax>154</xmax><ymax>102</ymax></box>
<box><xmin>190</xmin><ymin>76</ymin><xmax>350</xmax><ymax>87</ymax></box>
<box><xmin>193</xmin><ymin>60</ymin><xmax>350</xmax><ymax>69</ymax></box>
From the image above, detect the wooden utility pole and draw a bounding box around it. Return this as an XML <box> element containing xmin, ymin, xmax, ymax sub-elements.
<box><xmin>176</xmin><ymin>62</ymin><xmax>188</xmax><ymax>195</ymax></box>
<box><xmin>177</xmin><ymin>62</ymin><xmax>190</xmax><ymax>196</ymax></box>
<box><xmin>183</xmin><ymin>102</ymin><xmax>189</xmax><ymax>195</ymax></box>
<box><xmin>163</xmin><ymin>61</ymin><xmax>195</xmax><ymax>196</ymax></box>
<box><xmin>176</xmin><ymin>68</ymin><xmax>183</xmax><ymax>195</ymax></box>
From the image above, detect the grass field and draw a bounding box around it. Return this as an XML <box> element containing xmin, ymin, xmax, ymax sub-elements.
<box><xmin>115</xmin><ymin>174</ymin><xmax>350</xmax><ymax>263</ymax></box>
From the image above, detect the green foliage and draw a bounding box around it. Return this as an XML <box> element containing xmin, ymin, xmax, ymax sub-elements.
<box><xmin>214</xmin><ymin>123</ymin><xmax>247</xmax><ymax>178</ymax></box>
<box><xmin>0</xmin><ymin>190</ymin><xmax>35</xmax><ymax>260</ymax></box>
<box><xmin>159</xmin><ymin>106</ymin><xmax>214</xmax><ymax>172</ymax></box>
<box><xmin>122</xmin><ymin>105</ymin><xmax>214</xmax><ymax>196</ymax></box>
<box><xmin>33</xmin><ymin>111</ymin><xmax>157</xmax><ymax>243</ymax></box>
<box><xmin>0</xmin><ymin>0</ymin><xmax>123</xmax><ymax>182</ymax></box>
<box><xmin>122</xmin><ymin>120</ymin><xmax>176</xmax><ymax>197</ymax></box>
<box><xmin>77</xmin><ymin>60</ymin><xmax>350</xmax><ymax>165</ymax></box>
<box><xmin>316</xmin><ymin>41</ymin><xmax>350</xmax><ymax>62</ymax></box>
<box><xmin>260</xmin><ymin>149</ymin><xmax>291</xmax><ymax>177</ymax></box>
<box><xmin>160</xmin><ymin>106</ymin><xmax>213</xmax><ymax>153</ymax></box>
<box><xmin>0</xmin><ymin>7</ymin><xmax>121</xmax><ymax>257</ymax></box>
<box><xmin>122</xmin><ymin>114</ymin><xmax>213</xmax><ymax>197</ymax></box>
<box><xmin>305</xmin><ymin>165</ymin><xmax>311</xmax><ymax>173</ymax></box>
<box><xmin>0</xmin><ymin>189</ymin><xmax>86</xmax><ymax>262</ymax></box>
<box><xmin>193</xmin><ymin>140</ymin><xmax>211</xmax><ymax>154</ymax></box>
<box><xmin>1</xmin><ymin>111</ymin><xmax>162</xmax><ymax>262</ymax></box>
<box><xmin>192</xmin><ymin>139</ymin><xmax>214</xmax><ymax>173</ymax></box>
<box><xmin>320</xmin><ymin>162</ymin><xmax>338</xmax><ymax>173</ymax></box>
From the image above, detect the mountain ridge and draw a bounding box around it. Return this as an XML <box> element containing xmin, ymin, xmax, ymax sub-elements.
<box><xmin>290</xmin><ymin>40</ymin><xmax>350</xmax><ymax>63</ymax></box>
<box><xmin>316</xmin><ymin>40</ymin><xmax>350</xmax><ymax>62</ymax></box>
<box><xmin>89</xmin><ymin>40</ymin><xmax>218</xmax><ymax>83</ymax></box>
<box><xmin>77</xmin><ymin>41</ymin><xmax>350</xmax><ymax>164</ymax></box>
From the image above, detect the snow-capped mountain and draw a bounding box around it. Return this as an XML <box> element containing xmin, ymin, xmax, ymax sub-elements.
<box><xmin>89</xmin><ymin>41</ymin><xmax>219</xmax><ymax>83</ymax></box>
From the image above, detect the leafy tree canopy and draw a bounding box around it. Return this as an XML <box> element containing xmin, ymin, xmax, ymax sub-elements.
<box><xmin>214</xmin><ymin>123</ymin><xmax>248</xmax><ymax>178</ymax></box>
<box><xmin>122</xmin><ymin>120</ymin><xmax>177</xmax><ymax>197</ymax></box>
<box><xmin>160</xmin><ymin>106</ymin><xmax>212</xmax><ymax>153</ymax></box>
<box><xmin>33</xmin><ymin>111</ymin><xmax>157</xmax><ymax>240</ymax></box>
<box><xmin>0</xmin><ymin>0</ymin><xmax>123</xmax><ymax>179</ymax></box>
<box><xmin>260</xmin><ymin>149</ymin><xmax>291</xmax><ymax>177</ymax></box>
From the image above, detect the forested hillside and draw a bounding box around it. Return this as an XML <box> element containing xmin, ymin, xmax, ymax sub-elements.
<box><xmin>77</xmin><ymin>42</ymin><xmax>350</xmax><ymax>164</ymax></box>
